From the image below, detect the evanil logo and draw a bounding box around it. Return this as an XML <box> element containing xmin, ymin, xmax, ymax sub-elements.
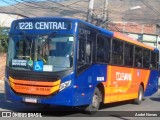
<box><xmin>116</xmin><ymin>72</ymin><xmax>132</xmax><ymax>81</ymax></box>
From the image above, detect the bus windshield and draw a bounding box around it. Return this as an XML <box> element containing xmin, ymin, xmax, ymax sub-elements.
<box><xmin>7</xmin><ymin>34</ymin><xmax>74</xmax><ymax>72</ymax></box>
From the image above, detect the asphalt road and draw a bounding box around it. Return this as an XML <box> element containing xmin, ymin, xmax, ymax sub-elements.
<box><xmin>0</xmin><ymin>87</ymin><xmax>160</xmax><ymax>120</ymax></box>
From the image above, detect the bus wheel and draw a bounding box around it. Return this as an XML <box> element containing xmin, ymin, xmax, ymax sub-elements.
<box><xmin>85</xmin><ymin>87</ymin><xmax>101</xmax><ymax>114</ymax></box>
<box><xmin>134</xmin><ymin>85</ymin><xmax>144</xmax><ymax>105</ymax></box>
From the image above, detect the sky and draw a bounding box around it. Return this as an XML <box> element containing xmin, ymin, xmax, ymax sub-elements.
<box><xmin>0</xmin><ymin>0</ymin><xmax>15</xmax><ymax>6</ymax></box>
<box><xmin>0</xmin><ymin>0</ymin><xmax>26</xmax><ymax>6</ymax></box>
<box><xmin>0</xmin><ymin>0</ymin><xmax>67</xmax><ymax>6</ymax></box>
<box><xmin>0</xmin><ymin>0</ymin><xmax>45</xmax><ymax>6</ymax></box>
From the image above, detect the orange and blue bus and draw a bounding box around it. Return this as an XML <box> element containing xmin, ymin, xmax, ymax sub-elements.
<box><xmin>5</xmin><ymin>17</ymin><xmax>159</xmax><ymax>113</ymax></box>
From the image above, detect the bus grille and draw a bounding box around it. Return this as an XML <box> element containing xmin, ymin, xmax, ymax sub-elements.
<box><xmin>10</xmin><ymin>74</ymin><xmax>58</xmax><ymax>82</ymax></box>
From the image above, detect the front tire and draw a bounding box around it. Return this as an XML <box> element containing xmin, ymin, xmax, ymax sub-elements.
<box><xmin>85</xmin><ymin>87</ymin><xmax>101</xmax><ymax>114</ymax></box>
<box><xmin>134</xmin><ymin>85</ymin><xmax>144</xmax><ymax>105</ymax></box>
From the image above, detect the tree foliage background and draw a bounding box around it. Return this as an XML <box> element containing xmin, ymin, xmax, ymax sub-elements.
<box><xmin>0</xmin><ymin>27</ymin><xmax>8</xmax><ymax>53</ymax></box>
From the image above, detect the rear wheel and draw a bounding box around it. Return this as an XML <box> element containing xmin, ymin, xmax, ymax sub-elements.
<box><xmin>85</xmin><ymin>87</ymin><xmax>101</xmax><ymax>114</ymax></box>
<box><xmin>134</xmin><ymin>85</ymin><xmax>144</xmax><ymax>105</ymax></box>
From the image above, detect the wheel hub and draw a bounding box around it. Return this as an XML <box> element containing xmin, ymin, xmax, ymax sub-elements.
<box><xmin>139</xmin><ymin>90</ymin><xmax>143</xmax><ymax>101</ymax></box>
<box><xmin>92</xmin><ymin>94</ymin><xmax>99</xmax><ymax>108</ymax></box>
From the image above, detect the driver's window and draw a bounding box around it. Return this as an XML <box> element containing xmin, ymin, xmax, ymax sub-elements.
<box><xmin>86</xmin><ymin>39</ymin><xmax>92</xmax><ymax>63</ymax></box>
<box><xmin>78</xmin><ymin>35</ymin><xmax>92</xmax><ymax>66</ymax></box>
<box><xmin>78</xmin><ymin>35</ymin><xmax>86</xmax><ymax>64</ymax></box>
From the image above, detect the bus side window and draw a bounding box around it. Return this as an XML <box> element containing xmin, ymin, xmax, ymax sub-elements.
<box><xmin>112</xmin><ymin>39</ymin><xmax>123</xmax><ymax>65</ymax></box>
<box><xmin>124</xmin><ymin>43</ymin><xmax>133</xmax><ymax>66</ymax></box>
<box><xmin>78</xmin><ymin>36</ymin><xmax>85</xmax><ymax>64</ymax></box>
<box><xmin>151</xmin><ymin>51</ymin><xmax>157</xmax><ymax>69</ymax></box>
<box><xmin>157</xmin><ymin>52</ymin><xmax>159</xmax><ymax>70</ymax></box>
<box><xmin>96</xmin><ymin>35</ymin><xmax>110</xmax><ymax>63</ymax></box>
<box><xmin>134</xmin><ymin>47</ymin><xmax>142</xmax><ymax>68</ymax></box>
<box><xmin>97</xmin><ymin>36</ymin><xmax>105</xmax><ymax>62</ymax></box>
<box><xmin>86</xmin><ymin>39</ymin><xmax>92</xmax><ymax>63</ymax></box>
<box><xmin>104</xmin><ymin>38</ymin><xmax>110</xmax><ymax>63</ymax></box>
<box><xmin>143</xmin><ymin>49</ymin><xmax>150</xmax><ymax>69</ymax></box>
<box><xmin>78</xmin><ymin>35</ymin><xmax>92</xmax><ymax>68</ymax></box>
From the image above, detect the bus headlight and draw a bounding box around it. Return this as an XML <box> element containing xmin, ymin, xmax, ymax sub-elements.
<box><xmin>59</xmin><ymin>80</ymin><xmax>71</xmax><ymax>91</ymax></box>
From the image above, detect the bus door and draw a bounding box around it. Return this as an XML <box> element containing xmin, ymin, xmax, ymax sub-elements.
<box><xmin>75</xmin><ymin>29</ymin><xmax>93</xmax><ymax>105</ymax></box>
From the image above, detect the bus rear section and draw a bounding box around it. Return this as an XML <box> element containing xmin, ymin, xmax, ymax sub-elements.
<box><xmin>74</xmin><ymin>28</ymin><xmax>159</xmax><ymax>113</ymax></box>
<box><xmin>103</xmin><ymin>65</ymin><xmax>158</xmax><ymax>104</ymax></box>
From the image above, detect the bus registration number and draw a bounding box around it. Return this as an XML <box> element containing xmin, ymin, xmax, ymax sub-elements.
<box><xmin>24</xmin><ymin>97</ymin><xmax>37</xmax><ymax>103</ymax></box>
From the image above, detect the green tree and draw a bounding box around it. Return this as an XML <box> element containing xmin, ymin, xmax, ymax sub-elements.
<box><xmin>0</xmin><ymin>26</ymin><xmax>8</xmax><ymax>53</ymax></box>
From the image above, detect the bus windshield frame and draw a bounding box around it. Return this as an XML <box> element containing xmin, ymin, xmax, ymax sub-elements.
<box><xmin>7</xmin><ymin>33</ymin><xmax>74</xmax><ymax>72</ymax></box>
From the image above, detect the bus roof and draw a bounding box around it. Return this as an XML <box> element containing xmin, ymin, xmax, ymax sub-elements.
<box><xmin>76</xmin><ymin>18</ymin><xmax>156</xmax><ymax>51</ymax></box>
<box><xmin>11</xmin><ymin>17</ymin><xmax>156</xmax><ymax>51</ymax></box>
<box><xmin>113</xmin><ymin>32</ymin><xmax>155</xmax><ymax>51</ymax></box>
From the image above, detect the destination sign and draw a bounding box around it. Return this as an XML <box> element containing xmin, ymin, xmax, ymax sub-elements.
<box><xmin>16</xmin><ymin>21</ymin><xmax>71</xmax><ymax>30</ymax></box>
<box><xmin>12</xmin><ymin>59</ymin><xmax>27</xmax><ymax>67</ymax></box>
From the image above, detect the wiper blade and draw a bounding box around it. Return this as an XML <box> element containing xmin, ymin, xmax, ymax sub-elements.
<box><xmin>47</xmin><ymin>32</ymin><xmax>57</xmax><ymax>40</ymax></box>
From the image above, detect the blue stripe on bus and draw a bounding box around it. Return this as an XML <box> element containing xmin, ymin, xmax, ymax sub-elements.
<box><xmin>144</xmin><ymin>70</ymin><xmax>159</xmax><ymax>96</ymax></box>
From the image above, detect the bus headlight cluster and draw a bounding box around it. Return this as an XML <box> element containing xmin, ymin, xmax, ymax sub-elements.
<box><xmin>59</xmin><ymin>80</ymin><xmax>71</xmax><ymax>91</ymax></box>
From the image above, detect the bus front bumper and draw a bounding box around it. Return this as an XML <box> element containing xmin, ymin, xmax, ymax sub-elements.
<box><xmin>5</xmin><ymin>81</ymin><xmax>74</xmax><ymax>106</ymax></box>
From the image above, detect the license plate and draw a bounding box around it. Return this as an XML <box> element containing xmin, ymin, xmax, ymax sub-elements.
<box><xmin>24</xmin><ymin>98</ymin><xmax>37</xmax><ymax>103</ymax></box>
